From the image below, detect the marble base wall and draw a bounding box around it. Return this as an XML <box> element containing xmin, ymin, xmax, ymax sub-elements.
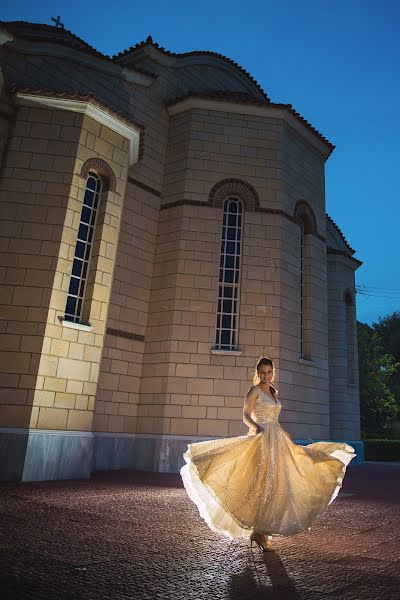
<box><xmin>0</xmin><ymin>428</ymin><xmax>30</xmax><ymax>481</ymax></box>
<box><xmin>0</xmin><ymin>428</ymin><xmax>364</xmax><ymax>482</ymax></box>
<box><xmin>0</xmin><ymin>428</ymin><xmax>94</xmax><ymax>482</ymax></box>
<box><xmin>93</xmin><ymin>435</ymin><xmax>364</xmax><ymax>471</ymax></box>
<box><xmin>93</xmin><ymin>433</ymin><xmax>213</xmax><ymax>473</ymax></box>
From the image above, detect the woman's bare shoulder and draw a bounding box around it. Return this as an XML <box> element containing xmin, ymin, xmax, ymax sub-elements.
<box><xmin>246</xmin><ymin>384</ymin><xmax>259</xmax><ymax>398</ymax></box>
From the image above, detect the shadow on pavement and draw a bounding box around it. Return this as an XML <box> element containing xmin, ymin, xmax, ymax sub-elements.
<box><xmin>228</xmin><ymin>549</ymin><xmax>302</xmax><ymax>600</ymax></box>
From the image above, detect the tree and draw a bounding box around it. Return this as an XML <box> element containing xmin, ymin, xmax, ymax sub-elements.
<box><xmin>357</xmin><ymin>321</ymin><xmax>399</xmax><ymax>433</ymax></box>
<box><xmin>373</xmin><ymin>311</ymin><xmax>400</xmax><ymax>407</ymax></box>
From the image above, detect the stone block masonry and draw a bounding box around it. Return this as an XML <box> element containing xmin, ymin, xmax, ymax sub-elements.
<box><xmin>0</xmin><ymin>23</ymin><xmax>361</xmax><ymax>480</ymax></box>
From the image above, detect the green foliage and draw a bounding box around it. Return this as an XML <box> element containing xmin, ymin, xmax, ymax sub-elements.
<box><xmin>373</xmin><ymin>311</ymin><xmax>400</xmax><ymax>407</ymax></box>
<box><xmin>357</xmin><ymin>320</ymin><xmax>399</xmax><ymax>433</ymax></box>
<box><xmin>363</xmin><ymin>439</ymin><xmax>400</xmax><ymax>461</ymax></box>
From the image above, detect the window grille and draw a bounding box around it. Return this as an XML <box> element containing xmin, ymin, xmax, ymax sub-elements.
<box><xmin>215</xmin><ymin>197</ymin><xmax>243</xmax><ymax>350</ymax></box>
<box><xmin>300</xmin><ymin>220</ymin><xmax>305</xmax><ymax>357</ymax></box>
<box><xmin>64</xmin><ymin>172</ymin><xmax>102</xmax><ymax>323</ymax></box>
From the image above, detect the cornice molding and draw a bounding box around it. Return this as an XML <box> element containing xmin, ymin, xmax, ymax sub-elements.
<box><xmin>14</xmin><ymin>92</ymin><xmax>141</xmax><ymax>165</ymax></box>
<box><xmin>160</xmin><ymin>198</ymin><xmax>326</xmax><ymax>242</ymax></box>
<box><xmin>167</xmin><ymin>97</ymin><xmax>333</xmax><ymax>159</ymax></box>
<box><xmin>327</xmin><ymin>247</ymin><xmax>362</xmax><ymax>269</ymax></box>
<box><xmin>106</xmin><ymin>327</ymin><xmax>145</xmax><ymax>342</ymax></box>
<box><xmin>128</xmin><ymin>176</ymin><xmax>161</xmax><ymax>197</ymax></box>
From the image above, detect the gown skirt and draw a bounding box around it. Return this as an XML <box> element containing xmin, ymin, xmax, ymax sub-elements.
<box><xmin>180</xmin><ymin>389</ymin><xmax>356</xmax><ymax>539</ymax></box>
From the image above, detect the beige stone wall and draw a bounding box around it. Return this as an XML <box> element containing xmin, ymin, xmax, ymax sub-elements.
<box><xmin>328</xmin><ymin>255</ymin><xmax>360</xmax><ymax>439</ymax></box>
<box><xmin>163</xmin><ymin>108</ymin><xmax>283</xmax><ymax>207</ymax></box>
<box><xmin>144</xmin><ymin>106</ymin><xmax>331</xmax><ymax>440</ymax></box>
<box><xmin>0</xmin><ymin>32</ymin><xmax>357</xmax><ymax>445</ymax></box>
<box><xmin>139</xmin><ymin>202</ymin><xmax>228</xmax><ymax>437</ymax></box>
<box><xmin>0</xmin><ymin>103</ymin><xmax>130</xmax><ymax>431</ymax></box>
<box><xmin>0</xmin><ymin>98</ymin><xmax>335</xmax><ymax>440</ymax></box>
<box><xmin>281</xmin><ymin>124</ymin><xmax>326</xmax><ymax>224</ymax></box>
<box><xmin>0</xmin><ymin>103</ymin><xmax>77</xmax><ymax>427</ymax></box>
<box><xmin>92</xmin><ymin>67</ymin><xmax>169</xmax><ymax>435</ymax></box>
<box><xmin>137</xmin><ymin>202</ymin><xmax>328</xmax><ymax>439</ymax></box>
<box><xmin>94</xmin><ymin>180</ymin><xmax>160</xmax><ymax>433</ymax></box>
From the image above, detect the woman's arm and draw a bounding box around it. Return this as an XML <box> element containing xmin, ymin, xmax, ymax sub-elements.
<box><xmin>243</xmin><ymin>385</ymin><xmax>264</xmax><ymax>433</ymax></box>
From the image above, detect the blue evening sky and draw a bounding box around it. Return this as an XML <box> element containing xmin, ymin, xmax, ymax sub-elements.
<box><xmin>2</xmin><ymin>0</ymin><xmax>399</xmax><ymax>326</ymax></box>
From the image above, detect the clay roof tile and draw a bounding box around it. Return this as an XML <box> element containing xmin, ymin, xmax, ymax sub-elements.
<box><xmin>0</xmin><ymin>21</ymin><xmax>156</xmax><ymax>79</ymax></box>
<box><xmin>326</xmin><ymin>213</ymin><xmax>357</xmax><ymax>255</ymax></box>
<box><xmin>113</xmin><ymin>36</ymin><xmax>270</xmax><ymax>102</ymax></box>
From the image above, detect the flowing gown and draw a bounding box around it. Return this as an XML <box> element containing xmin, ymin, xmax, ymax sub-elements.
<box><xmin>180</xmin><ymin>387</ymin><xmax>356</xmax><ymax>539</ymax></box>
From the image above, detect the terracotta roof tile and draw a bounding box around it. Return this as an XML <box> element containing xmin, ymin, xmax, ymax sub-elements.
<box><xmin>113</xmin><ymin>36</ymin><xmax>270</xmax><ymax>102</ymax></box>
<box><xmin>167</xmin><ymin>90</ymin><xmax>268</xmax><ymax>107</ymax></box>
<box><xmin>327</xmin><ymin>247</ymin><xmax>362</xmax><ymax>266</ymax></box>
<box><xmin>326</xmin><ymin>213</ymin><xmax>357</xmax><ymax>255</ymax></box>
<box><xmin>3</xmin><ymin>23</ymin><xmax>334</xmax><ymax>154</ymax></box>
<box><xmin>273</xmin><ymin>103</ymin><xmax>335</xmax><ymax>153</ymax></box>
<box><xmin>167</xmin><ymin>91</ymin><xmax>334</xmax><ymax>152</ymax></box>
<box><xmin>0</xmin><ymin>21</ymin><xmax>156</xmax><ymax>79</ymax></box>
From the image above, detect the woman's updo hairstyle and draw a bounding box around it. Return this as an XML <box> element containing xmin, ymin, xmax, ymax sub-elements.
<box><xmin>253</xmin><ymin>357</ymin><xmax>278</xmax><ymax>398</ymax></box>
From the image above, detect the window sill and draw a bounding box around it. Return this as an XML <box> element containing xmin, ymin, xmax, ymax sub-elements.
<box><xmin>211</xmin><ymin>348</ymin><xmax>243</xmax><ymax>356</ymax></box>
<box><xmin>299</xmin><ymin>357</ymin><xmax>314</xmax><ymax>366</ymax></box>
<box><xmin>60</xmin><ymin>318</ymin><xmax>93</xmax><ymax>332</ymax></box>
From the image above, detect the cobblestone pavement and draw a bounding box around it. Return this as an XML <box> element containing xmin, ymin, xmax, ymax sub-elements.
<box><xmin>0</xmin><ymin>463</ymin><xmax>399</xmax><ymax>600</ymax></box>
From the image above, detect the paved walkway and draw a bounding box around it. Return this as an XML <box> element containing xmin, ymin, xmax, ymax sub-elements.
<box><xmin>0</xmin><ymin>463</ymin><xmax>399</xmax><ymax>600</ymax></box>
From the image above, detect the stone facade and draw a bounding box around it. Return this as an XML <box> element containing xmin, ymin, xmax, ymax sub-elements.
<box><xmin>0</xmin><ymin>21</ymin><xmax>363</xmax><ymax>481</ymax></box>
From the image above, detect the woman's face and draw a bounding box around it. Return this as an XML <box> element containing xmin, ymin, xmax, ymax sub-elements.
<box><xmin>258</xmin><ymin>365</ymin><xmax>274</xmax><ymax>385</ymax></box>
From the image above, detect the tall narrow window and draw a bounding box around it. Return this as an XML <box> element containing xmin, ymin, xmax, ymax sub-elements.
<box><xmin>65</xmin><ymin>172</ymin><xmax>102</xmax><ymax>323</ymax></box>
<box><xmin>295</xmin><ymin>202</ymin><xmax>316</xmax><ymax>361</ymax></box>
<box><xmin>215</xmin><ymin>197</ymin><xmax>243</xmax><ymax>350</ymax></box>
<box><xmin>300</xmin><ymin>219</ymin><xmax>305</xmax><ymax>358</ymax></box>
<box><xmin>345</xmin><ymin>291</ymin><xmax>355</xmax><ymax>384</ymax></box>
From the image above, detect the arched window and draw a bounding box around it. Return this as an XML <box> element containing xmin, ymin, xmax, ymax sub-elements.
<box><xmin>294</xmin><ymin>201</ymin><xmax>316</xmax><ymax>360</ymax></box>
<box><xmin>65</xmin><ymin>172</ymin><xmax>102</xmax><ymax>323</ymax></box>
<box><xmin>300</xmin><ymin>219</ymin><xmax>306</xmax><ymax>358</ymax></box>
<box><xmin>344</xmin><ymin>290</ymin><xmax>355</xmax><ymax>384</ymax></box>
<box><xmin>215</xmin><ymin>197</ymin><xmax>243</xmax><ymax>350</ymax></box>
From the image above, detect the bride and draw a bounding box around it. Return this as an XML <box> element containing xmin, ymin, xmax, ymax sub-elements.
<box><xmin>180</xmin><ymin>357</ymin><xmax>356</xmax><ymax>552</ymax></box>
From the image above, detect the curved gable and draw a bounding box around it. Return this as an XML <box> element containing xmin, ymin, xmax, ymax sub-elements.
<box><xmin>326</xmin><ymin>214</ymin><xmax>355</xmax><ymax>254</ymax></box>
<box><xmin>114</xmin><ymin>37</ymin><xmax>269</xmax><ymax>102</ymax></box>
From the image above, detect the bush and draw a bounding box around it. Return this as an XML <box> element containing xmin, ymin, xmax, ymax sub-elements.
<box><xmin>363</xmin><ymin>439</ymin><xmax>400</xmax><ymax>461</ymax></box>
<box><xmin>362</xmin><ymin>431</ymin><xmax>400</xmax><ymax>441</ymax></box>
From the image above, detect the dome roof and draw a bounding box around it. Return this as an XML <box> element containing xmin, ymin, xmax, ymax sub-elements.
<box><xmin>113</xmin><ymin>36</ymin><xmax>269</xmax><ymax>103</ymax></box>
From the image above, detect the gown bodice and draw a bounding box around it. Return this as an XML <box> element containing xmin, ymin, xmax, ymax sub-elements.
<box><xmin>251</xmin><ymin>387</ymin><xmax>281</xmax><ymax>424</ymax></box>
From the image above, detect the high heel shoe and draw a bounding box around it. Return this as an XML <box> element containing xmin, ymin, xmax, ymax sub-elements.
<box><xmin>250</xmin><ymin>531</ymin><xmax>274</xmax><ymax>552</ymax></box>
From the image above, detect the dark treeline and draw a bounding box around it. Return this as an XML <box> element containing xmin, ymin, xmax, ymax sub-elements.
<box><xmin>358</xmin><ymin>311</ymin><xmax>400</xmax><ymax>434</ymax></box>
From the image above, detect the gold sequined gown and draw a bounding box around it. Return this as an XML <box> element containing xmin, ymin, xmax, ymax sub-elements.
<box><xmin>180</xmin><ymin>387</ymin><xmax>356</xmax><ymax>538</ymax></box>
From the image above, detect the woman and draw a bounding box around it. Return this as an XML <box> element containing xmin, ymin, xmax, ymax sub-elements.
<box><xmin>180</xmin><ymin>357</ymin><xmax>356</xmax><ymax>552</ymax></box>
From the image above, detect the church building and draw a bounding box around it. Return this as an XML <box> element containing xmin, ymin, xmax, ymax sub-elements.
<box><xmin>0</xmin><ymin>21</ymin><xmax>363</xmax><ymax>481</ymax></box>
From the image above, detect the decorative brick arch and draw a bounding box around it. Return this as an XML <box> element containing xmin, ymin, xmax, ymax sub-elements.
<box><xmin>81</xmin><ymin>158</ymin><xmax>116</xmax><ymax>193</ymax></box>
<box><xmin>208</xmin><ymin>178</ymin><xmax>259</xmax><ymax>211</ymax></box>
<box><xmin>294</xmin><ymin>200</ymin><xmax>317</xmax><ymax>234</ymax></box>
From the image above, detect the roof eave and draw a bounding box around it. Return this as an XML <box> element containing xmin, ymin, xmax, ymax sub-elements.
<box><xmin>168</xmin><ymin>95</ymin><xmax>334</xmax><ymax>159</ymax></box>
